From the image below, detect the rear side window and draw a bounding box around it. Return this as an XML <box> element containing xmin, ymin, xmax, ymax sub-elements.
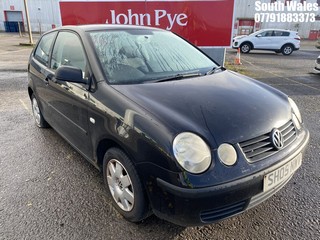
<box><xmin>34</xmin><ymin>32</ymin><xmax>56</xmax><ymax>66</ymax></box>
<box><xmin>50</xmin><ymin>31</ymin><xmax>87</xmax><ymax>75</ymax></box>
<box><xmin>273</xmin><ymin>31</ymin><xmax>290</xmax><ymax>37</ymax></box>
<box><xmin>273</xmin><ymin>31</ymin><xmax>282</xmax><ymax>37</ymax></box>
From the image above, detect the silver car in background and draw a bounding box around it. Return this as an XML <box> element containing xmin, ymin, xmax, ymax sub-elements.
<box><xmin>315</xmin><ymin>55</ymin><xmax>320</xmax><ymax>73</ymax></box>
<box><xmin>232</xmin><ymin>29</ymin><xmax>300</xmax><ymax>55</ymax></box>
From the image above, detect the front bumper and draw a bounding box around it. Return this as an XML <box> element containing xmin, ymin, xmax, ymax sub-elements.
<box><xmin>151</xmin><ymin>129</ymin><xmax>309</xmax><ymax>226</ymax></box>
<box><xmin>314</xmin><ymin>66</ymin><xmax>320</xmax><ymax>73</ymax></box>
<box><xmin>232</xmin><ymin>41</ymin><xmax>239</xmax><ymax>49</ymax></box>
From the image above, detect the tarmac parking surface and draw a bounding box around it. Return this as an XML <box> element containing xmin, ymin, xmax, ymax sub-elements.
<box><xmin>0</xmin><ymin>35</ymin><xmax>319</xmax><ymax>239</ymax></box>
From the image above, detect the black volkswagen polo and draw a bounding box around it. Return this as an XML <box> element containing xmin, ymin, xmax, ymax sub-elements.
<box><xmin>28</xmin><ymin>25</ymin><xmax>309</xmax><ymax>226</ymax></box>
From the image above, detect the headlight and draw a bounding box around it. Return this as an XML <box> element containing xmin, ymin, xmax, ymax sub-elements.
<box><xmin>217</xmin><ymin>143</ymin><xmax>237</xmax><ymax>166</ymax></box>
<box><xmin>173</xmin><ymin>132</ymin><xmax>211</xmax><ymax>174</ymax></box>
<box><xmin>288</xmin><ymin>97</ymin><xmax>302</xmax><ymax>123</ymax></box>
<box><xmin>292</xmin><ymin>113</ymin><xmax>301</xmax><ymax>130</ymax></box>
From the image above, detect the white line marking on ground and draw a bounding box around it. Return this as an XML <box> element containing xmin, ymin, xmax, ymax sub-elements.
<box><xmin>242</xmin><ymin>58</ymin><xmax>320</xmax><ymax>92</ymax></box>
<box><xmin>19</xmin><ymin>99</ymin><xmax>32</xmax><ymax>115</ymax></box>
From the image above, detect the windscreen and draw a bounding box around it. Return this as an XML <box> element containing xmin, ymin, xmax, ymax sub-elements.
<box><xmin>89</xmin><ymin>29</ymin><xmax>216</xmax><ymax>84</ymax></box>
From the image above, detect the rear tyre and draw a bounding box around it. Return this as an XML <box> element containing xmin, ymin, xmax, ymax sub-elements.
<box><xmin>31</xmin><ymin>94</ymin><xmax>49</xmax><ymax>128</ymax></box>
<box><xmin>281</xmin><ymin>44</ymin><xmax>293</xmax><ymax>55</ymax></box>
<box><xmin>103</xmin><ymin>148</ymin><xmax>149</xmax><ymax>222</ymax></box>
<box><xmin>240</xmin><ymin>43</ymin><xmax>251</xmax><ymax>53</ymax></box>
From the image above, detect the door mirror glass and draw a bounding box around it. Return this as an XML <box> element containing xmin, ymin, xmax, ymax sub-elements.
<box><xmin>55</xmin><ymin>66</ymin><xmax>87</xmax><ymax>84</ymax></box>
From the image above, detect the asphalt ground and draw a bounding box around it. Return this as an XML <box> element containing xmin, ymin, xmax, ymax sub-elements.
<box><xmin>0</xmin><ymin>33</ymin><xmax>319</xmax><ymax>239</ymax></box>
<box><xmin>0</xmin><ymin>33</ymin><xmax>38</xmax><ymax>71</ymax></box>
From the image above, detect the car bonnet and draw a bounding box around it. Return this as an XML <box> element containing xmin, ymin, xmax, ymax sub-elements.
<box><xmin>111</xmin><ymin>70</ymin><xmax>291</xmax><ymax>147</ymax></box>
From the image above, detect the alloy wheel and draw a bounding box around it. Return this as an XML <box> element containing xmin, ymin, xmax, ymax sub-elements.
<box><xmin>32</xmin><ymin>97</ymin><xmax>41</xmax><ymax>126</ymax></box>
<box><xmin>283</xmin><ymin>46</ymin><xmax>293</xmax><ymax>55</ymax></box>
<box><xmin>107</xmin><ymin>159</ymin><xmax>134</xmax><ymax>212</ymax></box>
<box><xmin>241</xmin><ymin>45</ymin><xmax>250</xmax><ymax>53</ymax></box>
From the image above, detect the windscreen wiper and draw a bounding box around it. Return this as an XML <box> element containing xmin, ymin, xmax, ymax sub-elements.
<box><xmin>147</xmin><ymin>72</ymin><xmax>202</xmax><ymax>83</ymax></box>
<box><xmin>205</xmin><ymin>66</ymin><xmax>225</xmax><ymax>75</ymax></box>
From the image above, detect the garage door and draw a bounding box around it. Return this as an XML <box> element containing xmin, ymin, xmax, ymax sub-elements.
<box><xmin>4</xmin><ymin>11</ymin><xmax>24</xmax><ymax>32</ymax></box>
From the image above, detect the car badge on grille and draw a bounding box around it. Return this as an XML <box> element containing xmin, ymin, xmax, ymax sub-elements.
<box><xmin>271</xmin><ymin>129</ymin><xmax>284</xmax><ymax>150</ymax></box>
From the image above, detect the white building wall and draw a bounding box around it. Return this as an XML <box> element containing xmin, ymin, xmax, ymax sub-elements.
<box><xmin>234</xmin><ymin>0</ymin><xmax>320</xmax><ymax>38</ymax></box>
<box><xmin>0</xmin><ymin>0</ymin><xmax>62</xmax><ymax>32</ymax></box>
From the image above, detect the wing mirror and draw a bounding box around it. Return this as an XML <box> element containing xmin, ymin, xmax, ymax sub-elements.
<box><xmin>55</xmin><ymin>66</ymin><xmax>88</xmax><ymax>84</ymax></box>
<box><xmin>256</xmin><ymin>34</ymin><xmax>262</xmax><ymax>37</ymax></box>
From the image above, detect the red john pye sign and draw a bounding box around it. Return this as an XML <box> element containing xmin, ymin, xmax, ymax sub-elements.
<box><xmin>59</xmin><ymin>0</ymin><xmax>235</xmax><ymax>47</ymax></box>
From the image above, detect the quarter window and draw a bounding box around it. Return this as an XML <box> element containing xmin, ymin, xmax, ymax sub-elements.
<box><xmin>50</xmin><ymin>32</ymin><xmax>87</xmax><ymax>75</ymax></box>
<box><xmin>34</xmin><ymin>32</ymin><xmax>56</xmax><ymax>66</ymax></box>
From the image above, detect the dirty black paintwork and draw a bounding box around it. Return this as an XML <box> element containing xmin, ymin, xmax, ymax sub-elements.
<box><xmin>27</xmin><ymin>25</ymin><xmax>309</xmax><ymax>226</ymax></box>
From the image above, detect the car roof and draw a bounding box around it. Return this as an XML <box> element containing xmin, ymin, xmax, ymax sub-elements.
<box><xmin>257</xmin><ymin>29</ymin><xmax>296</xmax><ymax>33</ymax></box>
<box><xmin>52</xmin><ymin>24</ymin><xmax>166</xmax><ymax>33</ymax></box>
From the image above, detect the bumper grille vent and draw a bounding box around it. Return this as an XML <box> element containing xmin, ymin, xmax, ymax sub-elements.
<box><xmin>239</xmin><ymin>120</ymin><xmax>297</xmax><ymax>162</ymax></box>
<box><xmin>200</xmin><ymin>201</ymin><xmax>247</xmax><ymax>223</ymax></box>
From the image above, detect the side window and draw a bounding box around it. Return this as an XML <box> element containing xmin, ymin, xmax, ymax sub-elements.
<box><xmin>273</xmin><ymin>31</ymin><xmax>290</xmax><ymax>37</ymax></box>
<box><xmin>34</xmin><ymin>32</ymin><xmax>56</xmax><ymax>66</ymax></box>
<box><xmin>51</xmin><ymin>32</ymin><xmax>87</xmax><ymax>76</ymax></box>
<box><xmin>273</xmin><ymin>31</ymin><xmax>283</xmax><ymax>37</ymax></box>
<box><xmin>281</xmin><ymin>31</ymin><xmax>290</xmax><ymax>37</ymax></box>
<box><xmin>260</xmin><ymin>31</ymin><xmax>273</xmax><ymax>37</ymax></box>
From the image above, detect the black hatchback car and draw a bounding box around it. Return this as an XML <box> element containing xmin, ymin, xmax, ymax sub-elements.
<box><xmin>28</xmin><ymin>25</ymin><xmax>309</xmax><ymax>226</ymax></box>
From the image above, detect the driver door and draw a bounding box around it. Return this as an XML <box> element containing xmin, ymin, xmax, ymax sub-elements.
<box><xmin>253</xmin><ymin>30</ymin><xmax>274</xmax><ymax>49</ymax></box>
<box><xmin>46</xmin><ymin>31</ymin><xmax>92</xmax><ymax>158</ymax></box>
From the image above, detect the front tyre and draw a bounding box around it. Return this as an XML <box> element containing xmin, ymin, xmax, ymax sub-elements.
<box><xmin>31</xmin><ymin>94</ymin><xmax>49</xmax><ymax>128</ymax></box>
<box><xmin>281</xmin><ymin>44</ymin><xmax>293</xmax><ymax>55</ymax></box>
<box><xmin>103</xmin><ymin>148</ymin><xmax>148</xmax><ymax>222</ymax></box>
<box><xmin>240</xmin><ymin>43</ymin><xmax>251</xmax><ymax>53</ymax></box>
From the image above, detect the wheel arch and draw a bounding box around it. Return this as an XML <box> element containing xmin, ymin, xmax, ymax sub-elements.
<box><xmin>96</xmin><ymin>138</ymin><xmax>134</xmax><ymax>170</ymax></box>
<box><xmin>28</xmin><ymin>87</ymin><xmax>34</xmax><ymax>100</ymax></box>
<box><xmin>281</xmin><ymin>42</ymin><xmax>294</xmax><ymax>49</ymax></box>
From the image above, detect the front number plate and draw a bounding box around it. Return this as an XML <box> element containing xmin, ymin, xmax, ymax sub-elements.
<box><xmin>263</xmin><ymin>154</ymin><xmax>302</xmax><ymax>192</ymax></box>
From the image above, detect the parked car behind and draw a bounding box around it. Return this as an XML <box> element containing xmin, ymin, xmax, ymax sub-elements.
<box><xmin>315</xmin><ymin>55</ymin><xmax>320</xmax><ymax>72</ymax></box>
<box><xmin>28</xmin><ymin>25</ymin><xmax>309</xmax><ymax>226</ymax></box>
<box><xmin>315</xmin><ymin>38</ymin><xmax>320</xmax><ymax>49</ymax></box>
<box><xmin>232</xmin><ymin>29</ymin><xmax>300</xmax><ymax>55</ymax></box>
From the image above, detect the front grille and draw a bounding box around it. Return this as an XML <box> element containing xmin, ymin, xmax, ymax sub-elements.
<box><xmin>317</xmin><ymin>58</ymin><xmax>320</xmax><ymax>64</ymax></box>
<box><xmin>200</xmin><ymin>201</ymin><xmax>248</xmax><ymax>223</ymax></box>
<box><xmin>239</xmin><ymin>120</ymin><xmax>297</xmax><ymax>162</ymax></box>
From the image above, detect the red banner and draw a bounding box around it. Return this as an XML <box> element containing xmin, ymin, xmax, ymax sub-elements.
<box><xmin>59</xmin><ymin>0</ymin><xmax>235</xmax><ymax>47</ymax></box>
